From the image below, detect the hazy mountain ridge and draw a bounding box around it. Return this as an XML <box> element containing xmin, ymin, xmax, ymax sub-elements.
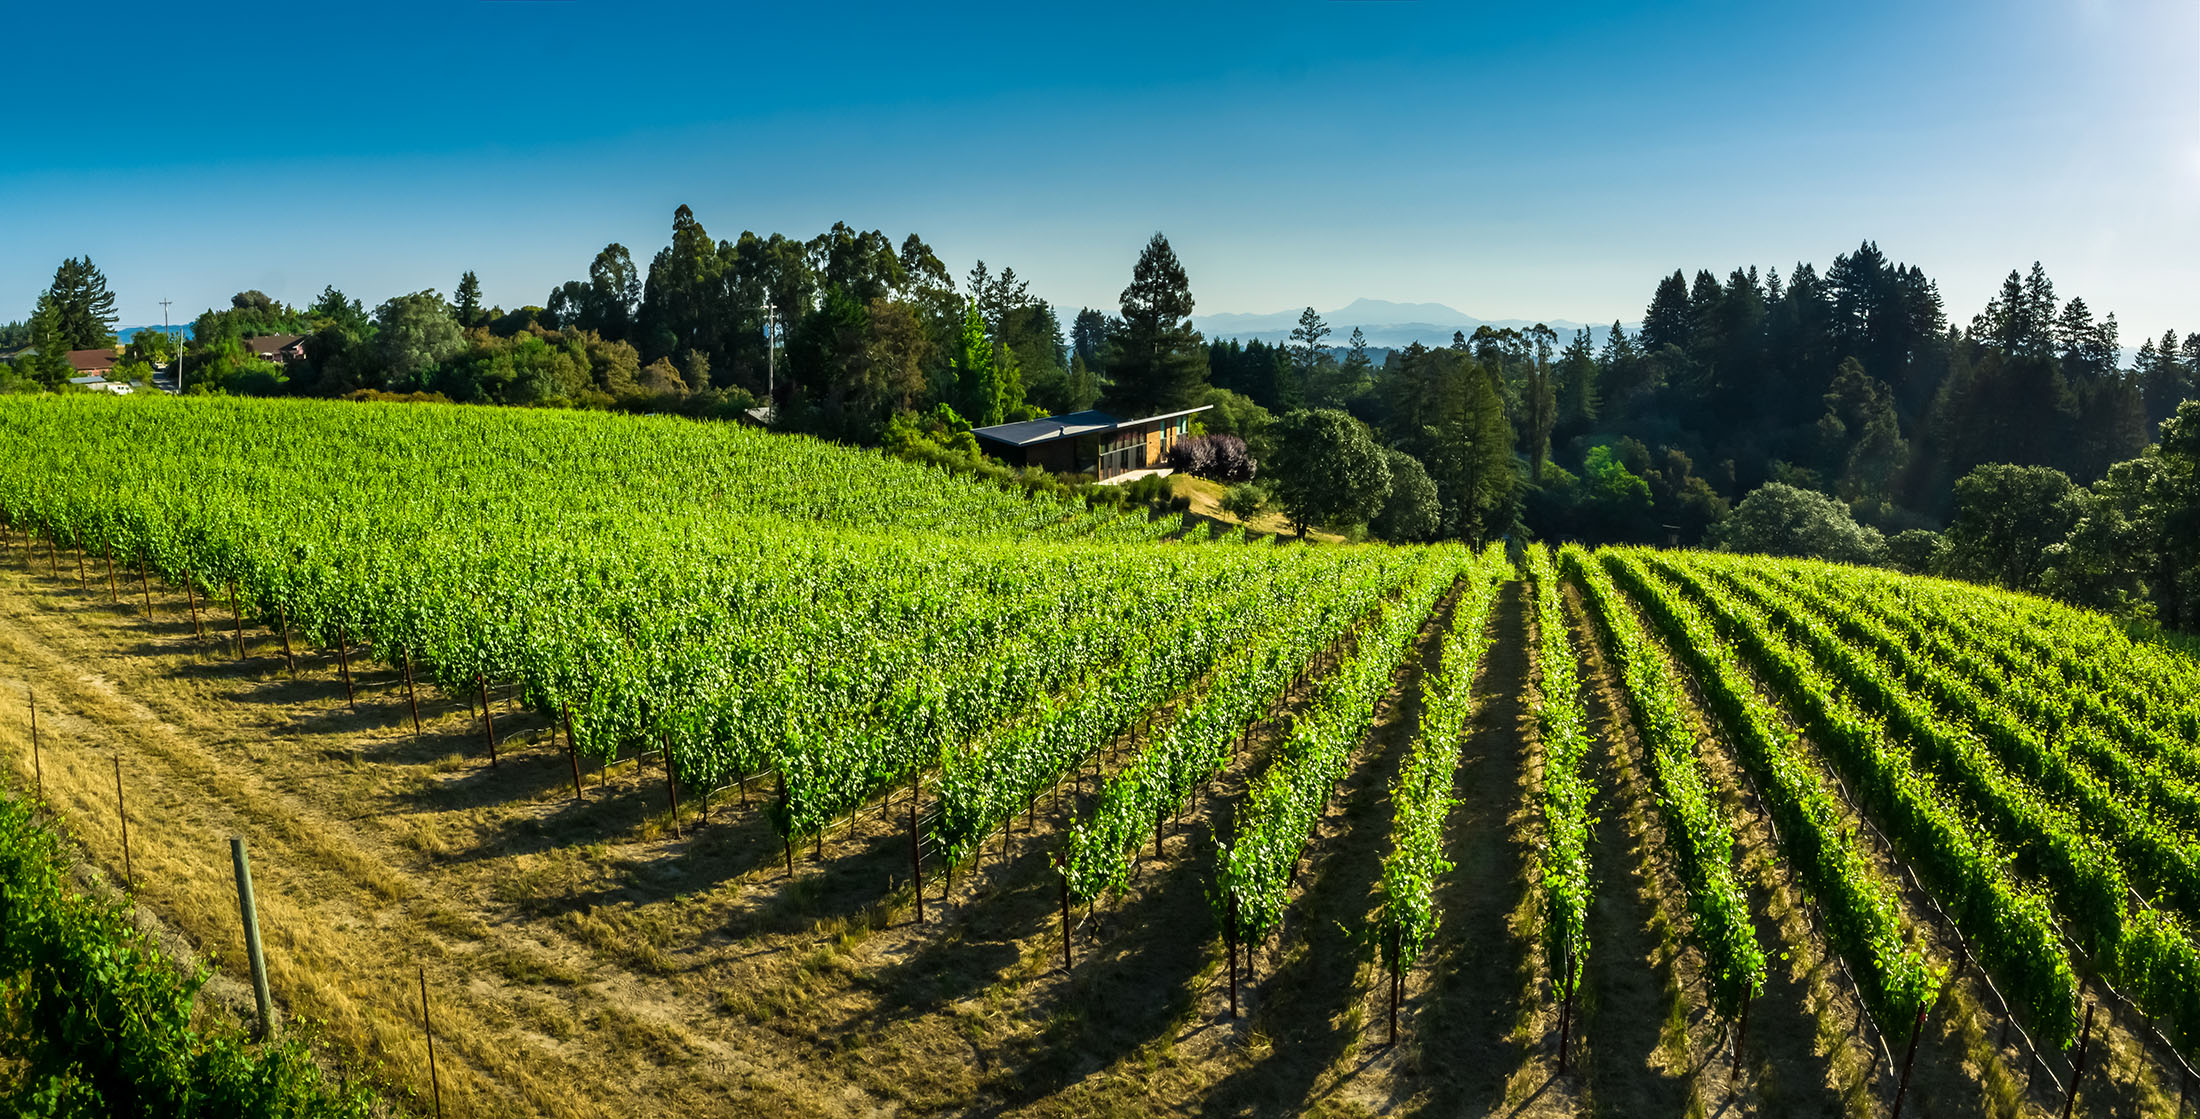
<box><xmin>1194</xmin><ymin>297</ymin><xmax>1630</xmax><ymax>351</ymax></box>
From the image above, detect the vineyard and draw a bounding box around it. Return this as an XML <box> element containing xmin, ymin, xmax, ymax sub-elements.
<box><xmin>1</xmin><ymin>395</ymin><xmax>2198</xmax><ymax>1117</ymax></box>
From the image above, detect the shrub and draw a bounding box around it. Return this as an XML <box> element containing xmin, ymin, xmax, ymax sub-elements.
<box><xmin>1706</xmin><ymin>482</ymin><xmax>1885</xmax><ymax>565</ymax></box>
<box><xmin>1165</xmin><ymin>434</ymin><xmax>1258</xmax><ymax>483</ymax></box>
<box><xmin>1222</xmin><ymin>482</ymin><xmax>1267</xmax><ymax>521</ymax></box>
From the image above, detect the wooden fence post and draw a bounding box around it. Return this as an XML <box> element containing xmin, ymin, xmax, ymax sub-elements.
<box><xmin>231</xmin><ymin>838</ymin><xmax>273</xmax><ymax>1038</ymax></box>
<box><xmin>2062</xmin><ymin>1003</ymin><xmax>2096</xmax><ymax>1119</ymax></box>
<box><xmin>418</xmin><ymin>965</ymin><xmax>443</xmax><ymax>1119</ymax></box>
<box><xmin>1227</xmin><ymin>892</ymin><xmax>1239</xmax><ymax>1018</ymax></box>
<box><xmin>403</xmin><ymin>653</ymin><xmax>422</xmax><ymax>740</ymax></box>
<box><xmin>28</xmin><ymin>684</ymin><xmax>41</xmax><ymax>800</ymax></box>
<box><xmin>562</xmin><ymin>708</ymin><xmax>582</xmax><ymax>800</ymax></box>
<box><xmin>335</xmin><ymin>620</ymin><xmax>356</xmax><ymax>711</ymax></box>
<box><xmin>1734</xmin><ymin>996</ymin><xmax>1750</xmax><ymax>1077</ymax></box>
<box><xmin>1889</xmin><ymin>1003</ymin><xmax>1928</xmax><ymax>1119</ymax></box>
<box><xmin>476</xmin><ymin>676</ymin><xmax>497</xmax><ymax>765</ymax></box>
<box><xmin>1388</xmin><ymin>924</ymin><xmax>1401</xmax><ymax>1047</ymax></box>
<box><xmin>114</xmin><ymin>757</ymin><xmax>132</xmax><ymax>893</ymax></box>
<box><xmin>910</xmin><ymin>774</ymin><xmax>924</xmax><ymax>925</ymax></box>
<box><xmin>1557</xmin><ymin>951</ymin><xmax>1577</xmax><ymax>1075</ymax></box>
<box><xmin>277</xmin><ymin>605</ymin><xmax>297</xmax><ymax>678</ymax></box>
<box><xmin>227</xmin><ymin>580</ymin><xmax>245</xmax><ymax>659</ymax></box>
<box><xmin>1059</xmin><ymin>864</ymin><xmax>1072</xmax><ymax>971</ymax></box>
<box><xmin>661</xmin><ymin>733</ymin><xmax>681</xmax><ymax>840</ymax></box>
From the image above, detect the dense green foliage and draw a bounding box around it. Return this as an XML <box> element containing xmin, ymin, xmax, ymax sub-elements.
<box><xmin>1379</xmin><ymin>547</ymin><xmax>1508</xmax><ymax>969</ymax></box>
<box><xmin>0</xmin><ymin>796</ymin><xmax>375</xmax><ymax>1116</ymax></box>
<box><xmin>1526</xmin><ymin>546</ymin><xmax>1593</xmax><ymax>1003</ymax></box>
<box><xmin>1567</xmin><ymin>547</ymin><xmax>1763</xmax><ymax>1015</ymax></box>
<box><xmin>0</xmin><ymin>395</ymin><xmax>1478</xmax><ymax>879</ymax></box>
<box><xmin>1649</xmin><ymin>554</ymin><xmax>2082</xmax><ymax>1046</ymax></box>
<box><xmin>1216</xmin><ymin>548</ymin><xmax>1463</xmax><ymax>945</ymax></box>
<box><xmin>1602</xmin><ymin>551</ymin><xmax>1938</xmax><ymax>1035</ymax></box>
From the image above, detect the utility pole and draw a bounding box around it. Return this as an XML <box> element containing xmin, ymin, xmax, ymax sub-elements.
<box><xmin>158</xmin><ymin>299</ymin><xmax>180</xmax><ymax>394</ymax></box>
<box><xmin>761</xmin><ymin>298</ymin><xmax>777</xmax><ymax>417</ymax></box>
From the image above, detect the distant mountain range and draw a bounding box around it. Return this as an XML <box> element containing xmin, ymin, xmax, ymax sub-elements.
<box><xmin>117</xmin><ymin>325</ymin><xmax>195</xmax><ymax>344</ymax></box>
<box><xmin>1193</xmin><ymin>298</ymin><xmax>1629</xmax><ymax>351</ymax></box>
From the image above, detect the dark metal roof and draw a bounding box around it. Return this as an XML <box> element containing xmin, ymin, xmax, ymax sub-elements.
<box><xmin>971</xmin><ymin>405</ymin><xmax>1211</xmax><ymax>447</ymax></box>
<box><xmin>970</xmin><ymin>410</ymin><xmax>1118</xmax><ymax>446</ymax></box>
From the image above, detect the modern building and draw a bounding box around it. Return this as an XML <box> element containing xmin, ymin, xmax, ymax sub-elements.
<box><xmin>971</xmin><ymin>405</ymin><xmax>1211</xmax><ymax>480</ymax></box>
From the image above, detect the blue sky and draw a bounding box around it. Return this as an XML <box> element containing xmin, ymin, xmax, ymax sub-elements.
<box><xmin>4</xmin><ymin>0</ymin><xmax>2195</xmax><ymax>341</ymax></box>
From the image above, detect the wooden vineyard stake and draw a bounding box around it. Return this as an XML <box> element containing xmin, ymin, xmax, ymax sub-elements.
<box><xmin>1889</xmin><ymin>1003</ymin><xmax>1928</xmax><ymax>1119</ymax></box>
<box><xmin>1058</xmin><ymin>863</ymin><xmax>1072</xmax><ymax>971</ymax></box>
<box><xmin>231</xmin><ymin>838</ymin><xmax>273</xmax><ymax>1038</ymax></box>
<box><xmin>105</xmin><ymin>544</ymin><xmax>118</xmax><ymax>603</ymax></box>
<box><xmin>47</xmin><ymin>532</ymin><xmax>58</xmax><ymax>577</ymax></box>
<box><xmin>910</xmin><ymin>773</ymin><xmax>924</xmax><ymax>925</ymax></box>
<box><xmin>476</xmin><ymin>676</ymin><xmax>497</xmax><ymax>766</ymax></box>
<box><xmin>228</xmin><ymin>580</ymin><xmax>245</xmax><ymax>659</ymax></box>
<box><xmin>403</xmin><ymin>653</ymin><xmax>422</xmax><ymax>740</ymax></box>
<box><xmin>1734</xmin><ymin>996</ymin><xmax>1750</xmax><ymax>1077</ymax></box>
<box><xmin>2062</xmin><ymin>1003</ymin><xmax>2096</xmax><ymax>1119</ymax></box>
<box><xmin>661</xmin><ymin>734</ymin><xmax>682</xmax><ymax>839</ymax></box>
<box><xmin>114</xmin><ymin>757</ymin><xmax>132</xmax><ymax>893</ymax></box>
<box><xmin>277</xmin><ymin>606</ymin><xmax>297</xmax><ymax>678</ymax></box>
<box><xmin>138</xmin><ymin>555</ymin><xmax>152</xmax><ymax>620</ymax></box>
<box><xmin>74</xmin><ymin>543</ymin><xmax>86</xmax><ymax>591</ymax></box>
<box><xmin>28</xmin><ymin>684</ymin><xmax>41</xmax><ymax>800</ymax></box>
<box><xmin>1227</xmin><ymin>893</ymin><xmax>1239</xmax><ymax>1018</ymax></box>
<box><xmin>418</xmin><ymin>965</ymin><xmax>443</xmax><ymax>1119</ymax></box>
<box><xmin>186</xmin><ymin>580</ymin><xmax>203</xmax><ymax>639</ymax></box>
<box><xmin>335</xmin><ymin>621</ymin><xmax>356</xmax><ymax>711</ymax></box>
<box><xmin>562</xmin><ymin>709</ymin><xmax>582</xmax><ymax>800</ymax></box>
<box><xmin>1388</xmin><ymin>925</ymin><xmax>1401</xmax><ymax>1047</ymax></box>
<box><xmin>779</xmin><ymin>772</ymin><xmax>793</xmax><ymax>877</ymax></box>
<box><xmin>1556</xmin><ymin>951</ymin><xmax>1577</xmax><ymax>1075</ymax></box>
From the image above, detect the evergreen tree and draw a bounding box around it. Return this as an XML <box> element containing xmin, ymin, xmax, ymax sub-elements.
<box><xmin>2140</xmin><ymin>330</ymin><xmax>2191</xmax><ymax>430</ymax></box>
<box><xmin>1523</xmin><ymin>324</ymin><xmax>1559</xmax><ymax>482</ymax></box>
<box><xmin>1555</xmin><ymin>327</ymin><xmax>1599</xmax><ymax>436</ymax></box>
<box><xmin>1640</xmin><ymin>271</ymin><xmax>1690</xmax><ymax>352</ymax></box>
<box><xmin>1070</xmin><ymin>307</ymin><xmax>1112</xmax><ymax>368</ymax></box>
<box><xmin>1288</xmin><ymin>306</ymin><xmax>1333</xmax><ymax>403</ymax></box>
<box><xmin>454</xmin><ymin>272</ymin><xmax>485</xmax><ymax>328</ymax></box>
<box><xmin>45</xmin><ymin>257</ymin><xmax>119</xmax><ymax>351</ymax></box>
<box><xmin>1065</xmin><ymin>355</ymin><xmax>1101</xmax><ymax>412</ymax></box>
<box><xmin>1339</xmin><ymin>326</ymin><xmax>1374</xmax><ymax>399</ymax></box>
<box><xmin>1101</xmin><ymin>233</ymin><xmax>1208</xmax><ymax>415</ymax></box>
<box><xmin>21</xmin><ymin>296</ymin><xmax>70</xmax><ymax>388</ymax></box>
<box><xmin>951</xmin><ymin>301</ymin><xmax>1003</xmax><ymax>426</ymax></box>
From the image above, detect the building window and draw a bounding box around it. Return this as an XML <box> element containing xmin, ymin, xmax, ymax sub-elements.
<box><xmin>1098</xmin><ymin>431</ymin><xmax>1146</xmax><ymax>477</ymax></box>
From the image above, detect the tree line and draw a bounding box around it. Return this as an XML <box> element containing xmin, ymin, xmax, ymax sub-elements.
<box><xmin>3</xmin><ymin>220</ymin><xmax>2196</xmax><ymax>623</ymax></box>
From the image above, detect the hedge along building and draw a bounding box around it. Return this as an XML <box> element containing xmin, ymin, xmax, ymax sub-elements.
<box><xmin>971</xmin><ymin>405</ymin><xmax>1211</xmax><ymax>480</ymax></box>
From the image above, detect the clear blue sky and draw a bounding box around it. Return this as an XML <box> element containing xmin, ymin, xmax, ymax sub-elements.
<box><xmin>4</xmin><ymin>0</ymin><xmax>2194</xmax><ymax>341</ymax></box>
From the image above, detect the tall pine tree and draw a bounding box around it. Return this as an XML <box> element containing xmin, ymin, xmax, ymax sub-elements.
<box><xmin>45</xmin><ymin>257</ymin><xmax>118</xmax><ymax>351</ymax></box>
<box><xmin>1102</xmin><ymin>233</ymin><xmax>1208</xmax><ymax>416</ymax></box>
